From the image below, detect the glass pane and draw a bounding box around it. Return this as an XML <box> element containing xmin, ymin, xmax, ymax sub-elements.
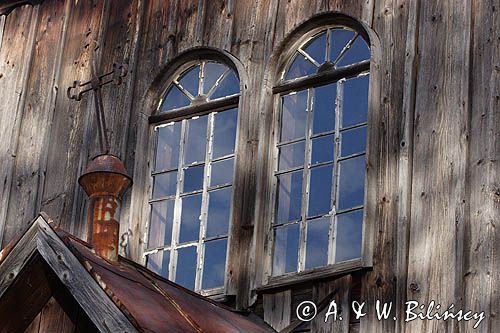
<box><xmin>311</xmin><ymin>135</ymin><xmax>334</xmax><ymax>165</ymax></box>
<box><xmin>202</xmin><ymin>239</ymin><xmax>227</xmax><ymax>289</ymax></box>
<box><xmin>213</xmin><ymin>108</ymin><xmax>238</xmax><ymax>158</ymax></box>
<box><xmin>273</xmin><ymin>224</ymin><xmax>299</xmax><ymax>275</ymax></box>
<box><xmin>148</xmin><ymin>200</ymin><xmax>175</xmax><ymax>248</ymax></box>
<box><xmin>147</xmin><ymin>250</ymin><xmax>170</xmax><ymax>278</ymax></box>
<box><xmin>203</xmin><ymin>62</ymin><xmax>227</xmax><ymax>95</ymax></box>
<box><xmin>308</xmin><ymin>164</ymin><xmax>333</xmax><ymax>217</ymax></box>
<box><xmin>206</xmin><ymin>187</ymin><xmax>232</xmax><ymax>238</ymax></box>
<box><xmin>330</xmin><ymin>28</ymin><xmax>356</xmax><ymax>63</ymax></box>
<box><xmin>160</xmin><ymin>84</ymin><xmax>191</xmax><ymax>112</ymax></box>
<box><xmin>276</xmin><ymin>170</ymin><xmax>303</xmax><ymax>224</ymax></box>
<box><xmin>305</xmin><ymin>218</ymin><xmax>330</xmax><ymax>269</ymax></box>
<box><xmin>280</xmin><ymin>91</ymin><xmax>308</xmax><ymax>142</ymax></box>
<box><xmin>284</xmin><ymin>52</ymin><xmax>317</xmax><ymax>81</ymax></box>
<box><xmin>303</xmin><ymin>31</ymin><xmax>326</xmax><ymax>64</ymax></box>
<box><xmin>183</xmin><ymin>165</ymin><xmax>204</xmax><ymax>193</ymax></box>
<box><xmin>340</xmin><ymin>126</ymin><xmax>367</xmax><ymax>157</ymax></box>
<box><xmin>184</xmin><ymin>115</ymin><xmax>208</xmax><ymax>165</ymax></box>
<box><xmin>179</xmin><ymin>194</ymin><xmax>202</xmax><ymax>243</ymax></box>
<box><xmin>176</xmin><ymin>246</ymin><xmax>197</xmax><ymax>290</ymax></box>
<box><xmin>335</xmin><ymin>209</ymin><xmax>363</xmax><ymax>262</ymax></box>
<box><xmin>278</xmin><ymin>141</ymin><xmax>305</xmax><ymax>171</ymax></box>
<box><xmin>153</xmin><ymin>171</ymin><xmax>177</xmax><ymax>199</ymax></box>
<box><xmin>312</xmin><ymin>83</ymin><xmax>336</xmax><ymax>134</ymax></box>
<box><xmin>342</xmin><ymin>75</ymin><xmax>369</xmax><ymax>128</ymax></box>
<box><xmin>155</xmin><ymin>122</ymin><xmax>181</xmax><ymax>171</ymax></box>
<box><xmin>210</xmin><ymin>71</ymin><xmax>240</xmax><ymax>100</ymax></box>
<box><xmin>210</xmin><ymin>158</ymin><xmax>234</xmax><ymax>187</ymax></box>
<box><xmin>337</xmin><ymin>155</ymin><xmax>366</xmax><ymax>210</ymax></box>
<box><xmin>178</xmin><ymin>65</ymin><xmax>200</xmax><ymax>97</ymax></box>
<box><xmin>337</xmin><ymin>35</ymin><xmax>370</xmax><ymax>67</ymax></box>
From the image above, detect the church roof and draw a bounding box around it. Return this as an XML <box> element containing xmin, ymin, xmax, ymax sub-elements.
<box><xmin>0</xmin><ymin>213</ymin><xmax>274</xmax><ymax>333</ymax></box>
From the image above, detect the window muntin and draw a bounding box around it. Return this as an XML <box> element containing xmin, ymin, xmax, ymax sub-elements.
<box><xmin>272</xmin><ymin>27</ymin><xmax>369</xmax><ymax>277</ymax></box>
<box><xmin>159</xmin><ymin>61</ymin><xmax>239</xmax><ymax>113</ymax></box>
<box><xmin>283</xmin><ymin>27</ymin><xmax>369</xmax><ymax>82</ymax></box>
<box><xmin>146</xmin><ymin>61</ymin><xmax>239</xmax><ymax>294</ymax></box>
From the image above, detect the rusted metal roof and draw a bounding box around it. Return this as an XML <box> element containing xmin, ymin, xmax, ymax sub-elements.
<box><xmin>48</xmin><ymin>225</ymin><xmax>274</xmax><ymax>333</ymax></box>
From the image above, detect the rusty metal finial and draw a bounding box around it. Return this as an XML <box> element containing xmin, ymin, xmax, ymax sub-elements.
<box><xmin>79</xmin><ymin>154</ymin><xmax>132</xmax><ymax>261</ymax></box>
<box><xmin>69</xmin><ymin>44</ymin><xmax>131</xmax><ymax>261</ymax></box>
<box><xmin>67</xmin><ymin>42</ymin><xmax>127</xmax><ymax>154</ymax></box>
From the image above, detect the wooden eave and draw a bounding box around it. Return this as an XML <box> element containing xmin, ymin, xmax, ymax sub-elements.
<box><xmin>0</xmin><ymin>214</ymin><xmax>275</xmax><ymax>333</ymax></box>
<box><xmin>0</xmin><ymin>215</ymin><xmax>138</xmax><ymax>332</ymax></box>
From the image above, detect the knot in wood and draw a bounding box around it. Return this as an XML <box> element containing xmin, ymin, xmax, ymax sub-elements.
<box><xmin>409</xmin><ymin>282</ymin><xmax>420</xmax><ymax>293</ymax></box>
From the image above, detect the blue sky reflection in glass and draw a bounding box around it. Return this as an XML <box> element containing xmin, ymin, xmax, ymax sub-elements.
<box><xmin>160</xmin><ymin>61</ymin><xmax>240</xmax><ymax>112</ymax></box>
<box><xmin>283</xmin><ymin>28</ymin><xmax>369</xmax><ymax>81</ymax></box>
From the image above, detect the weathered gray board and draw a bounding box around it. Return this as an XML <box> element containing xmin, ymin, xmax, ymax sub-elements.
<box><xmin>0</xmin><ymin>0</ymin><xmax>497</xmax><ymax>332</ymax></box>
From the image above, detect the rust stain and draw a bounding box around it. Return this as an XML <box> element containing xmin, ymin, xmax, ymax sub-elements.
<box><xmin>79</xmin><ymin>154</ymin><xmax>131</xmax><ymax>261</ymax></box>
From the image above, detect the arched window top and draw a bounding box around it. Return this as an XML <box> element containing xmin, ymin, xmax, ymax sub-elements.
<box><xmin>282</xmin><ymin>27</ymin><xmax>370</xmax><ymax>82</ymax></box>
<box><xmin>270</xmin><ymin>23</ymin><xmax>371</xmax><ymax>278</ymax></box>
<box><xmin>159</xmin><ymin>60</ymin><xmax>240</xmax><ymax>113</ymax></box>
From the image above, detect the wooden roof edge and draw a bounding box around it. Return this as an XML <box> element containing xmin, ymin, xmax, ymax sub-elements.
<box><xmin>0</xmin><ymin>0</ymin><xmax>43</xmax><ymax>15</ymax></box>
<box><xmin>0</xmin><ymin>214</ymin><xmax>139</xmax><ymax>333</ymax></box>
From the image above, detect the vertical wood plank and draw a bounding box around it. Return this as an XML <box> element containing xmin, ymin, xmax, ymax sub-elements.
<box><xmin>125</xmin><ymin>0</ymin><xmax>179</xmax><ymax>262</ymax></box>
<box><xmin>463</xmin><ymin>0</ymin><xmax>499</xmax><ymax>332</ymax></box>
<box><xmin>38</xmin><ymin>297</ymin><xmax>75</xmax><ymax>333</ymax></box>
<box><xmin>73</xmin><ymin>0</ymin><xmax>143</xmax><ymax>241</ymax></box>
<box><xmin>360</xmin><ymin>1</ymin><xmax>410</xmax><ymax>333</ymax></box>
<box><xmin>405</xmin><ymin>0</ymin><xmax>472</xmax><ymax>332</ymax></box>
<box><xmin>0</xmin><ymin>15</ymin><xmax>6</xmax><ymax>53</ymax></box>
<box><xmin>4</xmin><ymin>0</ymin><xmax>68</xmax><ymax>247</ymax></box>
<box><xmin>0</xmin><ymin>4</ymin><xmax>38</xmax><ymax>247</ymax></box>
<box><xmin>263</xmin><ymin>289</ymin><xmax>292</xmax><ymax>331</ymax></box>
<box><xmin>201</xmin><ymin>0</ymin><xmax>234</xmax><ymax>49</ymax></box>
<box><xmin>23</xmin><ymin>313</ymin><xmax>41</xmax><ymax>333</ymax></box>
<box><xmin>40</xmin><ymin>0</ymin><xmax>105</xmax><ymax>237</ymax></box>
<box><xmin>394</xmin><ymin>0</ymin><xmax>419</xmax><ymax>331</ymax></box>
<box><xmin>312</xmin><ymin>275</ymin><xmax>352</xmax><ymax>333</ymax></box>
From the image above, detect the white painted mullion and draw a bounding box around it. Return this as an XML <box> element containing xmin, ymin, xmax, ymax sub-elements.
<box><xmin>325</xmin><ymin>28</ymin><xmax>331</xmax><ymax>63</ymax></box>
<box><xmin>298</xmin><ymin>89</ymin><xmax>313</xmax><ymax>272</ymax></box>
<box><xmin>206</xmin><ymin>69</ymin><xmax>231</xmax><ymax>99</ymax></box>
<box><xmin>332</xmin><ymin>32</ymin><xmax>359</xmax><ymax>67</ymax></box>
<box><xmin>169</xmin><ymin>119</ymin><xmax>188</xmax><ymax>281</ymax></box>
<box><xmin>297</xmin><ymin>48</ymin><xmax>321</xmax><ymax>67</ymax></box>
<box><xmin>330</xmin><ymin>80</ymin><xmax>344</xmax><ymax>264</ymax></box>
<box><xmin>267</xmin><ymin>95</ymin><xmax>284</xmax><ymax>279</ymax></box>
<box><xmin>195</xmin><ymin>112</ymin><xmax>214</xmax><ymax>291</ymax></box>
<box><xmin>199</xmin><ymin>61</ymin><xmax>205</xmax><ymax>96</ymax></box>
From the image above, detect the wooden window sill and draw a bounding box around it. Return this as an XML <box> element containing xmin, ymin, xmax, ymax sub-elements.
<box><xmin>255</xmin><ymin>259</ymin><xmax>371</xmax><ymax>293</ymax></box>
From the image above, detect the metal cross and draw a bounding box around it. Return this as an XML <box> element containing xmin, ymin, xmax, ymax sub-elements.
<box><xmin>67</xmin><ymin>52</ymin><xmax>127</xmax><ymax>154</ymax></box>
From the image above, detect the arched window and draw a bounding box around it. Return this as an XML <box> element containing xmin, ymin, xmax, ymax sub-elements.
<box><xmin>145</xmin><ymin>60</ymin><xmax>240</xmax><ymax>293</ymax></box>
<box><xmin>271</xmin><ymin>26</ymin><xmax>370</xmax><ymax>276</ymax></box>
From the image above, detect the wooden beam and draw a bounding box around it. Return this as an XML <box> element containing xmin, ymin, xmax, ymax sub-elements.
<box><xmin>0</xmin><ymin>0</ymin><xmax>42</xmax><ymax>16</ymax></box>
<box><xmin>35</xmin><ymin>218</ymin><xmax>138</xmax><ymax>332</ymax></box>
<box><xmin>263</xmin><ymin>289</ymin><xmax>291</xmax><ymax>331</ymax></box>
<box><xmin>0</xmin><ymin>216</ymin><xmax>138</xmax><ymax>333</ymax></box>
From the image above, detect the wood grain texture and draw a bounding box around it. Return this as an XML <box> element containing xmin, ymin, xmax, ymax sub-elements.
<box><xmin>0</xmin><ymin>4</ymin><xmax>38</xmax><ymax>247</ymax></box>
<box><xmin>40</xmin><ymin>0</ymin><xmax>105</xmax><ymax>237</ymax></box>
<box><xmin>4</xmin><ymin>0</ymin><xmax>66</xmax><ymax>247</ymax></box>
<box><xmin>37</xmin><ymin>297</ymin><xmax>75</xmax><ymax>333</ymax></box>
<box><xmin>0</xmin><ymin>1</ymin><xmax>497</xmax><ymax>331</ymax></box>
<box><xmin>360</xmin><ymin>0</ymin><xmax>410</xmax><ymax>333</ymax></box>
<box><xmin>405</xmin><ymin>0</ymin><xmax>472</xmax><ymax>332</ymax></box>
<box><xmin>311</xmin><ymin>274</ymin><xmax>352</xmax><ymax>333</ymax></box>
<box><xmin>23</xmin><ymin>314</ymin><xmax>40</xmax><ymax>333</ymax></box>
<box><xmin>36</xmin><ymin>221</ymin><xmax>138</xmax><ymax>332</ymax></box>
<box><xmin>463</xmin><ymin>0</ymin><xmax>499</xmax><ymax>332</ymax></box>
<box><xmin>263</xmin><ymin>289</ymin><xmax>291</xmax><ymax>331</ymax></box>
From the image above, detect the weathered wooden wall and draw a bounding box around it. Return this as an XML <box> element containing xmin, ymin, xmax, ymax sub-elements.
<box><xmin>0</xmin><ymin>0</ymin><xmax>497</xmax><ymax>332</ymax></box>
